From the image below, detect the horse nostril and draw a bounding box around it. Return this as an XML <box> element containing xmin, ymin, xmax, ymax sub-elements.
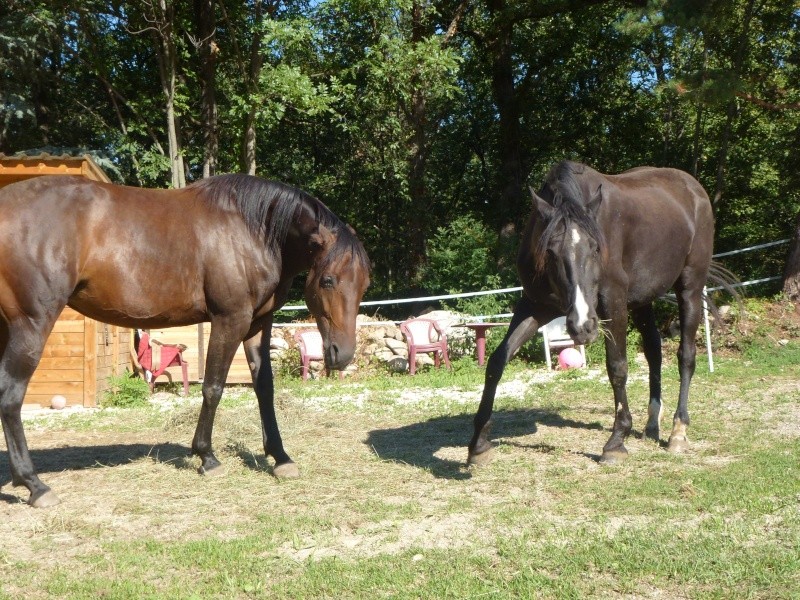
<box><xmin>326</xmin><ymin>344</ymin><xmax>339</xmax><ymax>366</ymax></box>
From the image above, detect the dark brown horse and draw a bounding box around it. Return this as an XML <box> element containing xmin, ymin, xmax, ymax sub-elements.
<box><xmin>469</xmin><ymin>161</ymin><xmax>720</xmax><ymax>466</ymax></box>
<box><xmin>0</xmin><ymin>174</ymin><xmax>370</xmax><ymax>507</ymax></box>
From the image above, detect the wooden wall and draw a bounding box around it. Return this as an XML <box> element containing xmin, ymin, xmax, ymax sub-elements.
<box><xmin>24</xmin><ymin>308</ymin><xmax>130</xmax><ymax>407</ymax></box>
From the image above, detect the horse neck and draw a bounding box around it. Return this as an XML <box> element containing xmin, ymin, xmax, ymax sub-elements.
<box><xmin>280</xmin><ymin>200</ymin><xmax>321</xmax><ymax>277</ymax></box>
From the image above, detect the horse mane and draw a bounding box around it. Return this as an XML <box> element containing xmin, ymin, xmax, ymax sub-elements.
<box><xmin>533</xmin><ymin>161</ymin><xmax>607</xmax><ymax>273</ymax></box>
<box><xmin>192</xmin><ymin>174</ymin><xmax>370</xmax><ymax>271</ymax></box>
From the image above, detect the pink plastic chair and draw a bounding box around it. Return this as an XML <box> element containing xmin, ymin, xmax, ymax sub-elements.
<box><xmin>400</xmin><ymin>318</ymin><xmax>452</xmax><ymax>375</ymax></box>
<box><xmin>294</xmin><ymin>329</ymin><xmax>343</xmax><ymax>381</ymax></box>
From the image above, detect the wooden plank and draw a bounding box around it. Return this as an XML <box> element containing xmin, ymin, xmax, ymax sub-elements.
<box><xmin>22</xmin><ymin>394</ymin><xmax>56</xmax><ymax>408</ymax></box>
<box><xmin>38</xmin><ymin>356</ymin><xmax>84</xmax><ymax>370</ymax></box>
<box><xmin>57</xmin><ymin>308</ymin><xmax>84</xmax><ymax>320</ymax></box>
<box><xmin>52</xmin><ymin>320</ymin><xmax>85</xmax><ymax>333</ymax></box>
<box><xmin>84</xmin><ymin>319</ymin><xmax>98</xmax><ymax>407</ymax></box>
<box><xmin>111</xmin><ymin>325</ymin><xmax>121</xmax><ymax>376</ymax></box>
<box><xmin>40</xmin><ymin>343</ymin><xmax>85</xmax><ymax>358</ymax></box>
<box><xmin>42</xmin><ymin>332</ymin><xmax>84</xmax><ymax>349</ymax></box>
<box><xmin>27</xmin><ymin>381</ymin><xmax>83</xmax><ymax>396</ymax></box>
<box><xmin>29</xmin><ymin>369</ymin><xmax>83</xmax><ymax>382</ymax></box>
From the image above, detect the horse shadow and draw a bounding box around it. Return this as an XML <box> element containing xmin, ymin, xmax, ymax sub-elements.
<box><xmin>0</xmin><ymin>442</ymin><xmax>191</xmax><ymax>494</ymax></box>
<box><xmin>366</xmin><ymin>408</ymin><xmax>605</xmax><ymax>480</ymax></box>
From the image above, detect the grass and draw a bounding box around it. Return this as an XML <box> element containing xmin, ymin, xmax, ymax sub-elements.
<box><xmin>1</xmin><ymin>306</ymin><xmax>800</xmax><ymax>599</ymax></box>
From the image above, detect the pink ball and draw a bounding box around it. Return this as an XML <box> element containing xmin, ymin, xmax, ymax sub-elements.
<box><xmin>50</xmin><ymin>395</ymin><xmax>67</xmax><ymax>410</ymax></box>
<box><xmin>558</xmin><ymin>348</ymin><xmax>584</xmax><ymax>370</ymax></box>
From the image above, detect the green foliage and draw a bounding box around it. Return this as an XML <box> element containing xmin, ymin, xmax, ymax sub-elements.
<box><xmin>102</xmin><ymin>371</ymin><xmax>151</xmax><ymax>408</ymax></box>
<box><xmin>1</xmin><ymin>0</ymin><xmax>798</xmax><ymax>297</ymax></box>
<box><xmin>418</xmin><ymin>214</ymin><xmax>516</xmax><ymax>316</ymax></box>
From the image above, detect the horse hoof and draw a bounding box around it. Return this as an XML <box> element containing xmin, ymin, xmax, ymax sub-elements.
<box><xmin>467</xmin><ymin>447</ymin><xmax>494</xmax><ymax>466</ymax></box>
<box><xmin>198</xmin><ymin>463</ymin><xmax>226</xmax><ymax>477</ymax></box>
<box><xmin>600</xmin><ymin>448</ymin><xmax>628</xmax><ymax>465</ymax></box>
<box><xmin>668</xmin><ymin>436</ymin><xmax>689</xmax><ymax>453</ymax></box>
<box><xmin>273</xmin><ymin>461</ymin><xmax>300</xmax><ymax>479</ymax></box>
<box><xmin>29</xmin><ymin>489</ymin><xmax>61</xmax><ymax>508</ymax></box>
<box><xmin>644</xmin><ymin>429</ymin><xmax>660</xmax><ymax>443</ymax></box>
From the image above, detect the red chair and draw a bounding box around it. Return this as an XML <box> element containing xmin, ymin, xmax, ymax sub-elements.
<box><xmin>400</xmin><ymin>318</ymin><xmax>452</xmax><ymax>375</ymax></box>
<box><xmin>133</xmin><ymin>330</ymin><xmax>190</xmax><ymax>395</ymax></box>
<box><xmin>294</xmin><ymin>329</ymin><xmax>343</xmax><ymax>381</ymax></box>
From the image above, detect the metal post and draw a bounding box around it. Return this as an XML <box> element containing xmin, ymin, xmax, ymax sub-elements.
<box><xmin>703</xmin><ymin>287</ymin><xmax>714</xmax><ymax>373</ymax></box>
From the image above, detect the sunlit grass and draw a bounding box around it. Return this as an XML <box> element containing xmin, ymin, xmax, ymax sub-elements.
<box><xmin>3</xmin><ymin>308</ymin><xmax>800</xmax><ymax>599</ymax></box>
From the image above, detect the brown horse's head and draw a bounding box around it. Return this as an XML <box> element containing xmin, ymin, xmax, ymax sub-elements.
<box><xmin>531</xmin><ymin>184</ymin><xmax>605</xmax><ymax>345</ymax></box>
<box><xmin>304</xmin><ymin>224</ymin><xmax>370</xmax><ymax>369</ymax></box>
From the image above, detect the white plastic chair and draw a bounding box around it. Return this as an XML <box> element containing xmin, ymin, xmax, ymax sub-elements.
<box><xmin>541</xmin><ymin>316</ymin><xmax>587</xmax><ymax>370</ymax></box>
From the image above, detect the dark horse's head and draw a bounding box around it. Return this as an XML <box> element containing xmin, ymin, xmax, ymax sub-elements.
<box><xmin>530</xmin><ymin>163</ymin><xmax>606</xmax><ymax>345</ymax></box>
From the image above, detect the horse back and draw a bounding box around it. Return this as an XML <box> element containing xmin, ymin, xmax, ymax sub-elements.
<box><xmin>0</xmin><ymin>176</ymin><xmax>279</xmax><ymax>328</ymax></box>
<box><xmin>598</xmin><ymin>167</ymin><xmax>714</xmax><ymax>303</ymax></box>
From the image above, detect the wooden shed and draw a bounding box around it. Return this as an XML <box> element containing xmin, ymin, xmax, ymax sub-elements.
<box><xmin>0</xmin><ymin>153</ymin><xmax>132</xmax><ymax>408</ymax></box>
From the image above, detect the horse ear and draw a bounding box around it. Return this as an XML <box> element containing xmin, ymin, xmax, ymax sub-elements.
<box><xmin>587</xmin><ymin>185</ymin><xmax>604</xmax><ymax>216</ymax></box>
<box><xmin>530</xmin><ymin>187</ymin><xmax>554</xmax><ymax>220</ymax></box>
<box><xmin>308</xmin><ymin>224</ymin><xmax>335</xmax><ymax>256</ymax></box>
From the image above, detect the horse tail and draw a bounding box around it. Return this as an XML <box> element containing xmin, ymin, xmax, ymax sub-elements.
<box><xmin>705</xmin><ymin>261</ymin><xmax>744</xmax><ymax>324</ymax></box>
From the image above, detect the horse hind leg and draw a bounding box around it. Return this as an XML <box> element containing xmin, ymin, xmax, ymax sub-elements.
<box><xmin>669</xmin><ymin>285</ymin><xmax>704</xmax><ymax>453</ymax></box>
<box><xmin>0</xmin><ymin>318</ymin><xmax>61</xmax><ymax>507</ymax></box>
<box><xmin>631</xmin><ymin>304</ymin><xmax>663</xmax><ymax>443</ymax></box>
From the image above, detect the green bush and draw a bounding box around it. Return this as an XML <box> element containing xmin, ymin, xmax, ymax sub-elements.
<box><xmin>103</xmin><ymin>371</ymin><xmax>151</xmax><ymax>408</ymax></box>
<box><xmin>419</xmin><ymin>214</ymin><xmax>518</xmax><ymax>317</ymax></box>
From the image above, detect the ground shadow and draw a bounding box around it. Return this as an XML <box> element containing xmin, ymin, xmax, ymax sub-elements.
<box><xmin>0</xmin><ymin>442</ymin><xmax>191</xmax><ymax>491</ymax></box>
<box><xmin>366</xmin><ymin>408</ymin><xmax>605</xmax><ymax>480</ymax></box>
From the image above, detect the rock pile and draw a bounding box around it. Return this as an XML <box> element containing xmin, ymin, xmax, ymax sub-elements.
<box><xmin>270</xmin><ymin>310</ymin><xmax>477</xmax><ymax>378</ymax></box>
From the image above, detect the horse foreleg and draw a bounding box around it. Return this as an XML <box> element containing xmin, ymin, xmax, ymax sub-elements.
<box><xmin>632</xmin><ymin>304</ymin><xmax>663</xmax><ymax>442</ymax></box>
<box><xmin>243</xmin><ymin>325</ymin><xmax>299</xmax><ymax>479</ymax></box>
<box><xmin>0</xmin><ymin>319</ymin><xmax>60</xmax><ymax>507</ymax></box>
<box><xmin>668</xmin><ymin>287</ymin><xmax>703</xmax><ymax>453</ymax></box>
<box><xmin>601</xmin><ymin>309</ymin><xmax>633</xmax><ymax>464</ymax></box>
<box><xmin>467</xmin><ymin>297</ymin><xmax>547</xmax><ymax>466</ymax></box>
<box><xmin>191</xmin><ymin>317</ymin><xmax>249</xmax><ymax>475</ymax></box>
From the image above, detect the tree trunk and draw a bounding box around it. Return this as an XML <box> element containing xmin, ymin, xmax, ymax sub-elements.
<box><xmin>783</xmin><ymin>211</ymin><xmax>800</xmax><ymax>301</ymax></box>
<box><xmin>711</xmin><ymin>0</ymin><xmax>756</xmax><ymax>210</ymax></box>
<box><xmin>194</xmin><ymin>0</ymin><xmax>218</xmax><ymax>179</ymax></box>
<box><xmin>242</xmin><ymin>106</ymin><xmax>258</xmax><ymax>176</ymax></box>
<box><xmin>407</xmin><ymin>0</ymin><xmax>428</xmax><ymax>281</ymax></box>
<box><xmin>240</xmin><ymin>0</ymin><xmax>265</xmax><ymax>175</ymax></box>
<box><xmin>486</xmin><ymin>0</ymin><xmax>526</xmax><ymax>228</ymax></box>
<box><xmin>147</xmin><ymin>0</ymin><xmax>186</xmax><ymax>188</ymax></box>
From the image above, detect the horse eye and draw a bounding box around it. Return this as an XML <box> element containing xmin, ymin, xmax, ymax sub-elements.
<box><xmin>320</xmin><ymin>275</ymin><xmax>335</xmax><ymax>289</ymax></box>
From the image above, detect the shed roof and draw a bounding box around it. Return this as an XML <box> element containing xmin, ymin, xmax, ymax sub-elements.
<box><xmin>0</xmin><ymin>152</ymin><xmax>112</xmax><ymax>186</ymax></box>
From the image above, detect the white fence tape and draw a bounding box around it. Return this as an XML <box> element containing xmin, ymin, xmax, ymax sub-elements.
<box><xmin>278</xmin><ymin>239</ymin><xmax>789</xmax><ymax>314</ymax></box>
<box><xmin>712</xmin><ymin>239</ymin><xmax>789</xmax><ymax>258</ymax></box>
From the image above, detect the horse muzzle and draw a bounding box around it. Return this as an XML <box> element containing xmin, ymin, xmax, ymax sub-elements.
<box><xmin>566</xmin><ymin>315</ymin><xmax>599</xmax><ymax>345</ymax></box>
<box><xmin>324</xmin><ymin>342</ymin><xmax>354</xmax><ymax>370</ymax></box>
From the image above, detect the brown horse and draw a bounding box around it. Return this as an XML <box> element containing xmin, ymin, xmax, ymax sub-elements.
<box><xmin>469</xmin><ymin>161</ymin><xmax>724</xmax><ymax>466</ymax></box>
<box><xmin>0</xmin><ymin>174</ymin><xmax>370</xmax><ymax>507</ymax></box>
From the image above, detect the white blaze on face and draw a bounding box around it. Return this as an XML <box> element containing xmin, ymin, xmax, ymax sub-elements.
<box><xmin>570</xmin><ymin>226</ymin><xmax>590</xmax><ymax>328</ymax></box>
<box><xmin>574</xmin><ymin>284</ymin><xmax>590</xmax><ymax>328</ymax></box>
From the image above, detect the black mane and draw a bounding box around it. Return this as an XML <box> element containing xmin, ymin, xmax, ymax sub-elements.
<box><xmin>193</xmin><ymin>174</ymin><xmax>370</xmax><ymax>271</ymax></box>
<box><xmin>534</xmin><ymin>161</ymin><xmax>606</xmax><ymax>273</ymax></box>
